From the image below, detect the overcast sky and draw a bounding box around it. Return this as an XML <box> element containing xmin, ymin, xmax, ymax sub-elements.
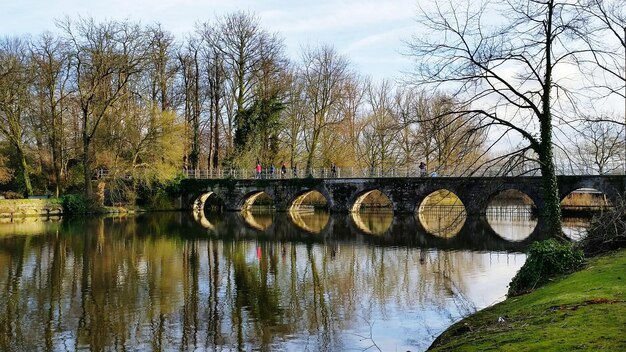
<box><xmin>0</xmin><ymin>0</ymin><xmax>418</xmax><ymax>81</ymax></box>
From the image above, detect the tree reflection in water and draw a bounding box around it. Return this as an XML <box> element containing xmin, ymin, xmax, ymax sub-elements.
<box><xmin>0</xmin><ymin>210</ymin><xmax>586</xmax><ymax>351</ymax></box>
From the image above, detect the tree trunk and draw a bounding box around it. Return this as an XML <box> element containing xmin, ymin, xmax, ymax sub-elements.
<box><xmin>16</xmin><ymin>146</ymin><xmax>32</xmax><ymax>197</ymax></box>
<box><xmin>83</xmin><ymin>130</ymin><xmax>93</xmax><ymax>200</ymax></box>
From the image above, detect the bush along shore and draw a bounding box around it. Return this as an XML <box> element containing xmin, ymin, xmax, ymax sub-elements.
<box><xmin>429</xmin><ymin>200</ymin><xmax>626</xmax><ymax>351</ymax></box>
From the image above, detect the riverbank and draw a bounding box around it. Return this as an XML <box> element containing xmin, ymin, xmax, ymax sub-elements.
<box><xmin>428</xmin><ymin>249</ymin><xmax>626</xmax><ymax>351</ymax></box>
<box><xmin>0</xmin><ymin>198</ymin><xmax>152</xmax><ymax>218</ymax></box>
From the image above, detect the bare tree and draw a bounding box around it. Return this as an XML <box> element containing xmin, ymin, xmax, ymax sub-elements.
<box><xmin>144</xmin><ymin>24</ymin><xmax>178</xmax><ymax>112</ymax></box>
<box><xmin>358</xmin><ymin>80</ymin><xmax>400</xmax><ymax>172</ymax></box>
<box><xmin>59</xmin><ymin>17</ymin><xmax>147</xmax><ymax>199</ymax></box>
<box><xmin>415</xmin><ymin>94</ymin><xmax>486</xmax><ymax>176</ymax></box>
<box><xmin>30</xmin><ymin>32</ymin><xmax>73</xmax><ymax>197</ymax></box>
<box><xmin>280</xmin><ymin>69</ymin><xmax>306</xmax><ymax>168</ymax></box>
<box><xmin>406</xmin><ymin>0</ymin><xmax>596</xmax><ymax>237</ymax></box>
<box><xmin>571</xmin><ymin>118</ymin><xmax>624</xmax><ymax>174</ymax></box>
<box><xmin>393</xmin><ymin>87</ymin><xmax>420</xmax><ymax>169</ymax></box>
<box><xmin>197</xmin><ymin>24</ymin><xmax>225</xmax><ymax>170</ymax></box>
<box><xmin>575</xmin><ymin>0</ymin><xmax>625</xmax><ymax>100</ymax></box>
<box><xmin>177</xmin><ymin>37</ymin><xmax>203</xmax><ymax>170</ymax></box>
<box><xmin>0</xmin><ymin>37</ymin><xmax>33</xmax><ymax>196</ymax></box>
<box><xmin>300</xmin><ymin>44</ymin><xmax>351</xmax><ymax>171</ymax></box>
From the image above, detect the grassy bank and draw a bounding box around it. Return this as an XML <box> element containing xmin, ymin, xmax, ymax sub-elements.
<box><xmin>429</xmin><ymin>249</ymin><xmax>626</xmax><ymax>351</ymax></box>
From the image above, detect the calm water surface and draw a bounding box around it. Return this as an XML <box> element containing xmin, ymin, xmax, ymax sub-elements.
<box><xmin>0</xmin><ymin>207</ymin><xmax>586</xmax><ymax>351</ymax></box>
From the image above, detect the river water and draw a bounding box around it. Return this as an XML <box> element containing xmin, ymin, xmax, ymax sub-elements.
<box><xmin>0</xmin><ymin>206</ymin><xmax>587</xmax><ymax>351</ymax></box>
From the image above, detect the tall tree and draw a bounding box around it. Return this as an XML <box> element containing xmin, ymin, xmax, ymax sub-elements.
<box><xmin>59</xmin><ymin>17</ymin><xmax>146</xmax><ymax>199</ymax></box>
<box><xmin>30</xmin><ymin>32</ymin><xmax>72</xmax><ymax>197</ymax></box>
<box><xmin>212</xmin><ymin>11</ymin><xmax>285</xmax><ymax>157</ymax></box>
<box><xmin>0</xmin><ymin>37</ymin><xmax>33</xmax><ymax>196</ymax></box>
<box><xmin>197</xmin><ymin>24</ymin><xmax>225</xmax><ymax>170</ymax></box>
<box><xmin>300</xmin><ymin>44</ymin><xmax>351</xmax><ymax>171</ymax></box>
<box><xmin>358</xmin><ymin>80</ymin><xmax>399</xmax><ymax>171</ymax></box>
<box><xmin>406</xmin><ymin>0</ymin><xmax>596</xmax><ymax>237</ymax></box>
<box><xmin>177</xmin><ymin>38</ymin><xmax>203</xmax><ymax>170</ymax></box>
<box><xmin>145</xmin><ymin>24</ymin><xmax>178</xmax><ymax>112</ymax></box>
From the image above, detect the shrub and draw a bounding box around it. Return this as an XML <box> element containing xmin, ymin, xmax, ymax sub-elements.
<box><xmin>578</xmin><ymin>197</ymin><xmax>626</xmax><ymax>257</ymax></box>
<box><xmin>61</xmin><ymin>194</ymin><xmax>90</xmax><ymax>215</ymax></box>
<box><xmin>2</xmin><ymin>191</ymin><xmax>23</xmax><ymax>199</ymax></box>
<box><xmin>508</xmin><ymin>239</ymin><xmax>584</xmax><ymax>297</ymax></box>
<box><xmin>144</xmin><ymin>188</ymin><xmax>178</xmax><ymax>210</ymax></box>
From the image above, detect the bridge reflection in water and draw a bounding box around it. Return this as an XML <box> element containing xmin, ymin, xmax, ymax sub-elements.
<box><xmin>0</xmin><ymin>210</ymin><xmax>591</xmax><ymax>352</ymax></box>
<box><xmin>191</xmin><ymin>207</ymin><xmax>590</xmax><ymax>253</ymax></box>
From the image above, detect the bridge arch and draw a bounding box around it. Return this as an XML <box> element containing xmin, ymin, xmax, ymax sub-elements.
<box><xmin>350</xmin><ymin>189</ymin><xmax>393</xmax><ymax>213</ymax></box>
<box><xmin>560</xmin><ymin>187</ymin><xmax>611</xmax><ymax>214</ymax></box>
<box><xmin>559</xmin><ymin>178</ymin><xmax>620</xmax><ymax>207</ymax></box>
<box><xmin>192</xmin><ymin>191</ymin><xmax>226</xmax><ymax>213</ymax></box>
<box><xmin>240</xmin><ymin>191</ymin><xmax>274</xmax><ymax>211</ymax></box>
<box><xmin>289</xmin><ymin>189</ymin><xmax>330</xmax><ymax>212</ymax></box>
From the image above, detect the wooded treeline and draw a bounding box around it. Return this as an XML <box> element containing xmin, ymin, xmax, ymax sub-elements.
<box><xmin>0</xmin><ymin>12</ymin><xmax>486</xmax><ymax>201</ymax></box>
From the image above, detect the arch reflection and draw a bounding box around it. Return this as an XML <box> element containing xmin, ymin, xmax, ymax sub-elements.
<box><xmin>562</xmin><ymin>217</ymin><xmax>590</xmax><ymax>241</ymax></box>
<box><xmin>350</xmin><ymin>211</ymin><xmax>394</xmax><ymax>236</ymax></box>
<box><xmin>486</xmin><ymin>189</ymin><xmax>536</xmax><ymax>242</ymax></box>
<box><xmin>288</xmin><ymin>209</ymin><xmax>330</xmax><ymax>234</ymax></box>
<box><xmin>241</xmin><ymin>210</ymin><xmax>273</xmax><ymax>231</ymax></box>
<box><xmin>193</xmin><ymin>208</ymin><xmax>215</xmax><ymax>230</ymax></box>
<box><xmin>418</xmin><ymin>190</ymin><xmax>466</xmax><ymax>238</ymax></box>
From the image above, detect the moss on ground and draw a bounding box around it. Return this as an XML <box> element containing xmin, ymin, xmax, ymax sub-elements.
<box><xmin>429</xmin><ymin>249</ymin><xmax>626</xmax><ymax>351</ymax></box>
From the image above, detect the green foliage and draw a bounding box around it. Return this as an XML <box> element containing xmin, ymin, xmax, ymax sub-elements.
<box><xmin>578</xmin><ymin>197</ymin><xmax>626</xmax><ymax>257</ymax></box>
<box><xmin>508</xmin><ymin>239</ymin><xmax>584</xmax><ymax>297</ymax></box>
<box><xmin>61</xmin><ymin>194</ymin><xmax>91</xmax><ymax>214</ymax></box>
<box><xmin>234</xmin><ymin>95</ymin><xmax>285</xmax><ymax>165</ymax></box>
<box><xmin>145</xmin><ymin>188</ymin><xmax>177</xmax><ymax>210</ymax></box>
<box><xmin>135</xmin><ymin>176</ymin><xmax>184</xmax><ymax>210</ymax></box>
<box><xmin>64</xmin><ymin>164</ymin><xmax>85</xmax><ymax>194</ymax></box>
<box><xmin>163</xmin><ymin>175</ymin><xmax>184</xmax><ymax>195</ymax></box>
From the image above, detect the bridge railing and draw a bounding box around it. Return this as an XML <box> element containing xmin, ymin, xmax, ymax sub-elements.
<box><xmin>181</xmin><ymin>165</ymin><xmax>625</xmax><ymax>180</ymax></box>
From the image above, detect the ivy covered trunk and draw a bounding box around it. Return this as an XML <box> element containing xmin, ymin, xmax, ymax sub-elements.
<box><xmin>539</xmin><ymin>143</ymin><xmax>563</xmax><ymax>239</ymax></box>
<box><xmin>538</xmin><ymin>1</ymin><xmax>563</xmax><ymax>241</ymax></box>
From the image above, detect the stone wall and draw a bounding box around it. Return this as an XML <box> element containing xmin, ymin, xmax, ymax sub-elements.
<box><xmin>0</xmin><ymin>199</ymin><xmax>64</xmax><ymax>217</ymax></box>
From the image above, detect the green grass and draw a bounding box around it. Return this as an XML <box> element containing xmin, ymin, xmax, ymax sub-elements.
<box><xmin>429</xmin><ymin>249</ymin><xmax>626</xmax><ymax>351</ymax></box>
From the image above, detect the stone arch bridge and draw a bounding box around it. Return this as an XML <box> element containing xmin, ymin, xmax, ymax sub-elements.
<box><xmin>179</xmin><ymin>175</ymin><xmax>626</xmax><ymax>216</ymax></box>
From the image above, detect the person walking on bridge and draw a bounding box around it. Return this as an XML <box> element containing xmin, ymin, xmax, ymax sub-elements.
<box><xmin>256</xmin><ymin>163</ymin><xmax>262</xmax><ymax>179</ymax></box>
